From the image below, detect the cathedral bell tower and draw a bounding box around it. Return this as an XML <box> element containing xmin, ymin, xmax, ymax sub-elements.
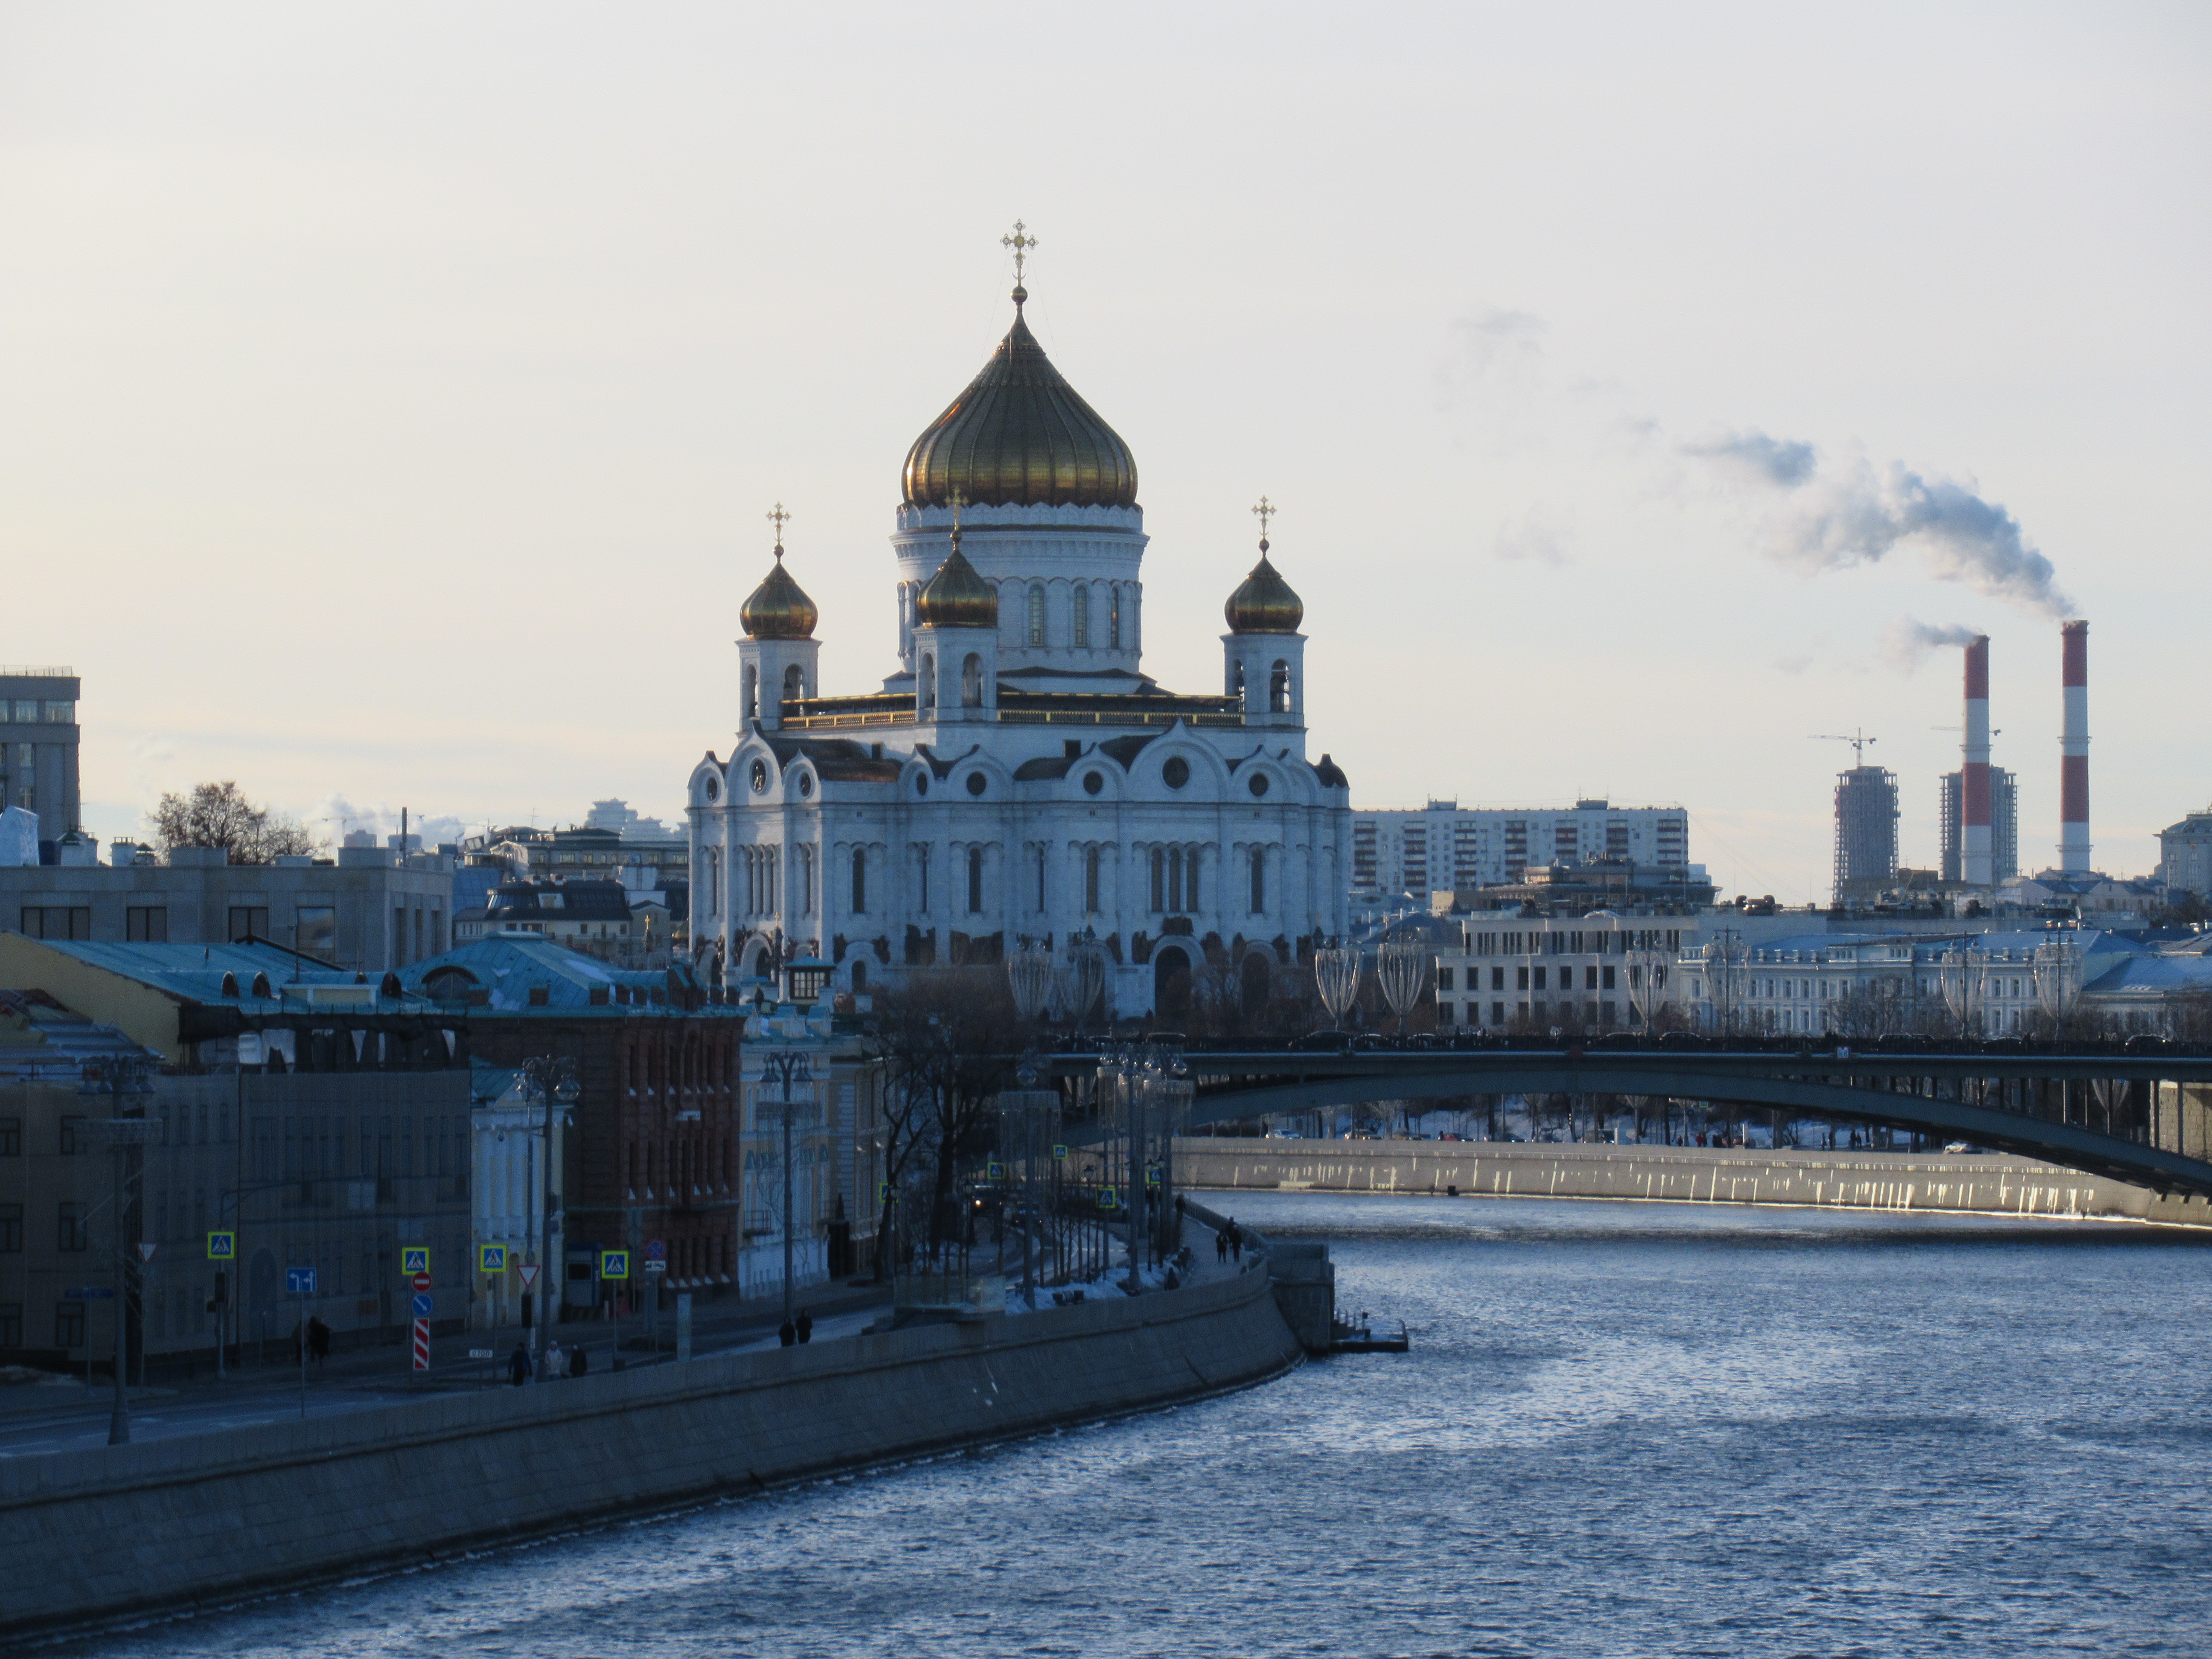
<box><xmin>736</xmin><ymin>505</ymin><xmax>820</xmax><ymax>733</ymax></box>
<box><xmin>1221</xmin><ymin>497</ymin><xmax>1306</xmax><ymax>727</ymax></box>
<box><xmin>909</xmin><ymin>509</ymin><xmax>999</xmax><ymax>722</ymax></box>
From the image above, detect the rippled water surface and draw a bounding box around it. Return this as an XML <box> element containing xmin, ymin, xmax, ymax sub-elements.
<box><xmin>67</xmin><ymin>1195</ymin><xmax>2212</xmax><ymax>1658</ymax></box>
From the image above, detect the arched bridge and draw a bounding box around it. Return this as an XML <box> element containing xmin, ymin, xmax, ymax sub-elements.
<box><xmin>1045</xmin><ymin>1045</ymin><xmax>2212</xmax><ymax>1198</ymax></box>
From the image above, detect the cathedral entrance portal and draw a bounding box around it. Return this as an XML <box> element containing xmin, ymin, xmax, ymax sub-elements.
<box><xmin>1153</xmin><ymin>946</ymin><xmax>1192</xmax><ymax>1024</ymax></box>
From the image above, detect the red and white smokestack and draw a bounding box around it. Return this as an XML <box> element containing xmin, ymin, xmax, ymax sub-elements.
<box><xmin>1962</xmin><ymin>634</ymin><xmax>1993</xmax><ymax>886</ymax></box>
<box><xmin>2060</xmin><ymin>619</ymin><xmax>2091</xmax><ymax>873</ymax></box>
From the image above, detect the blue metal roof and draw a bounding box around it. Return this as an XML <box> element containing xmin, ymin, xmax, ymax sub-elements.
<box><xmin>21</xmin><ymin>938</ymin><xmax>437</xmax><ymax>1013</ymax></box>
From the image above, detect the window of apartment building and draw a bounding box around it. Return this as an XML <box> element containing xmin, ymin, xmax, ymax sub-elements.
<box><xmin>54</xmin><ymin>1301</ymin><xmax>84</xmax><ymax>1349</ymax></box>
<box><xmin>296</xmin><ymin>905</ymin><xmax>338</xmax><ymax>962</ymax></box>
<box><xmin>0</xmin><ymin>1116</ymin><xmax>17</xmax><ymax>1157</ymax></box>
<box><xmin>1438</xmin><ymin>967</ymin><xmax>1454</xmax><ymax>992</ymax></box>
<box><xmin>56</xmin><ymin>1201</ymin><xmax>87</xmax><ymax>1252</ymax></box>
<box><xmin>1492</xmin><ymin>1001</ymin><xmax>1506</xmax><ymax>1024</ymax></box>
<box><xmin>0</xmin><ymin>1203</ymin><xmax>20</xmax><ymax>1252</ymax></box>
<box><xmin>1601</xmin><ymin>965</ymin><xmax>1615</xmax><ymax>990</ymax></box>
<box><xmin>125</xmin><ymin>906</ymin><xmax>167</xmax><ymax>942</ymax></box>
<box><xmin>228</xmin><ymin>906</ymin><xmax>270</xmax><ymax>942</ymax></box>
<box><xmin>58</xmin><ymin>1115</ymin><xmax>86</xmax><ymax>1155</ymax></box>
<box><xmin>19</xmin><ymin>907</ymin><xmax>90</xmax><ymax>940</ymax></box>
<box><xmin>1517</xmin><ymin>966</ymin><xmax>1530</xmax><ymax>990</ymax></box>
<box><xmin>1490</xmin><ymin>966</ymin><xmax>1505</xmax><ymax>991</ymax></box>
<box><xmin>1585</xmin><ymin>966</ymin><xmax>1599</xmax><ymax>991</ymax></box>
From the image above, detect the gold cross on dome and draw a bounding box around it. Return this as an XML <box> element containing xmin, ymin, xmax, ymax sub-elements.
<box><xmin>1001</xmin><ymin>220</ymin><xmax>1038</xmax><ymax>285</ymax></box>
<box><xmin>1251</xmin><ymin>495</ymin><xmax>1276</xmax><ymax>549</ymax></box>
<box><xmin>767</xmin><ymin>502</ymin><xmax>790</xmax><ymax>554</ymax></box>
<box><xmin>948</xmin><ymin>486</ymin><xmax>967</xmax><ymax>541</ymax></box>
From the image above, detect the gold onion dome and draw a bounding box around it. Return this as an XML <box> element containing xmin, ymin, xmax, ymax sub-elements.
<box><xmin>902</xmin><ymin>287</ymin><xmax>1139</xmax><ymax>509</ymax></box>
<box><xmin>1225</xmin><ymin>544</ymin><xmax>1304</xmax><ymax>633</ymax></box>
<box><xmin>740</xmin><ymin>545</ymin><xmax>818</xmax><ymax>640</ymax></box>
<box><xmin>914</xmin><ymin>538</ymin><xmax>1000</xmax><ymax>630</ymax></box>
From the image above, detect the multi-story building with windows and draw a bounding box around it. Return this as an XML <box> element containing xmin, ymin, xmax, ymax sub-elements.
<box><xmin>1352</xmin><ymin>799</ymin><xmax>1690</xmax><ymax>906</ymax></box>
<box><xmin>0</xmin><ymin>668</ymin><xmax>81</xmax><ymax>856</ymax></box>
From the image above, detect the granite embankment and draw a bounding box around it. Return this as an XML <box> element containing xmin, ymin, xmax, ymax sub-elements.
<box><xmin>0</xmin><ymin>1263</ymin><xmax>1301</xmax><ymax>1642</ymax></box>
<box><xmin>1178</xmin><ymin>1137</ymin><xmax>2212</xmax><ymax>1225</ymax></box>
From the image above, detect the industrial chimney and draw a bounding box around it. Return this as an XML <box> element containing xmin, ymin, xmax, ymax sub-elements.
<box><xmin>1962</xmin><ymin>635</ymin><xmax>1993</xmax><ymax>886</ymax></box>
<box><xmin>2060</xmin><ymin>619</ymin><xmax>2091</xmax><ymax>873</ymax></box>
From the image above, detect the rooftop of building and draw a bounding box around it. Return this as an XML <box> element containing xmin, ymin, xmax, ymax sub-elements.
<box><xmin>0</xmin><ymin>987</ymin><xmax>160</xmax><ymax>1079</ymax></box>
<box><xmin>398</xmin><ymin>936</ymin><xmax>732</xmax><ymax>1016</ymax></box>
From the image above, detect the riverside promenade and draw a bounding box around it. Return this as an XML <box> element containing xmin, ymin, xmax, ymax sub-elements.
<box><xmin>0</xmin><ymin>1252</ymin><xmax>1301</xmax><ymax>1644</ymax></box>
<box><xmin>1177</xmin><ymin>1136</ymin><xmax>2212</xmax><ymax>1226</ymax></box>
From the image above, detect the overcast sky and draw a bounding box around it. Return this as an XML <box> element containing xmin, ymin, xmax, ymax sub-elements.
<box><xmin>3</xmin><ymin>3</ymin><xmax>2206</xmax><ymax>897</ymax></box>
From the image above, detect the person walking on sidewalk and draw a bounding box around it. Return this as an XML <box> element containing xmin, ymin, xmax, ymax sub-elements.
<box><xmin>796</xmin><ymin>1308</ymin><xmax>814</xmax><ymax>1344</ymax></box>
<box><xmin>508</xmin><ymin>1341</ymin><xmax>533</xmax><ymax>1386</ymax></box>
<box><xmin>544</xmin><ymin>1338</ymin><xmax>565</xmax><ymax>1378</ymax></box>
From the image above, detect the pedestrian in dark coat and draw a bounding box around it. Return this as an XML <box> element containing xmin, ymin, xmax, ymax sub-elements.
<box><xmin>796</xmin><ymin>1308</ymin><xmax>814</xmax><ymax>1344</ymax></box>
<box><xmin>569</xmin><ymin>1345</ymin><xmax>589</xmax><ymax>1378</ymax></box>
<box><xmin>508</xmin><ymin>1341</ymin><xmax>532</xmax><ymax>1386</ymax></box>
<box><xmin>778</xmin><ymin>1316</ymin><xmax>797</xmax><ymax>1347</ymax></box>
<box><xmin>1215</xmin><ymin>1230</ymin><xmax>1228</xmax><ymax>1262</ymax></box>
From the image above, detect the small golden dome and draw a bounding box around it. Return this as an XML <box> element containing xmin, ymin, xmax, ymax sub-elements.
<box><xmin>740</xmin><ymin>548</ymin><xmax>818</xmax><ymax>640</ymax></box>
<box><xmin>902</xmin><ymin>290</ymin><xmax>1138</xmax><ymax>510</ymax></box>
<box><xmin>915</xmin><ymin>540</ymin><xmax>999</xmax><ymax>630</ymax></box>
<box><xmin>1225</xmin><ymin>547</ymin><xmax>1304</xmax><ymax>634</ymax></box>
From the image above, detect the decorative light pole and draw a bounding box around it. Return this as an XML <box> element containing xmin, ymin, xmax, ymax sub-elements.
<box><xmin>83</xmin><ymin>1059</ymin><xmax>159</xmax><ymax>1446</ymax></box>
<box><xmin>1377</xmin><ymin>938</ymin><xmax>1430</xmax><ymax>1038</ymax></box>
<box><xmin>1315</xmin><ymin>945</ymin><xmax>1362</xmax><ymax>1033</ymax></box>
<box><xmin>758</xmin><ymin>1048</ymin><xmax>814</xmax><ymax>1329</ymax></box>
<box><xmin>518</xmin><ymin>1055</ymin><xmax>580</xmax><ymax>1377</ymax></box>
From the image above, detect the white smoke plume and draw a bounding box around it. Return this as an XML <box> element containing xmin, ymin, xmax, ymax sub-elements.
<box><xmin>1880</xmin><ymin>616</ymin><xmax>1983</xmax><ymax>673</ymax></box>
<box><xmin>1690</xmin><ymin>429</ymin><xmax>2073</xmax><ymax>617</ymax></box>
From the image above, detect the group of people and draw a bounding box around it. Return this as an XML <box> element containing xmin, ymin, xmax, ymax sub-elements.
<box><xmin>777</xmin><ymin>1308</ymin><xmax>815</xmax><ymax>1347</ymax></box>
<box><xmin>1214</xmin><ymin>1220</ymin><xmax>1245</xmax><ymax>1263</ymax></box>
<box><xmin>508</xmin><ymin>1338</ymin><xmax>591</xmax><ymax>1385</ymax></box>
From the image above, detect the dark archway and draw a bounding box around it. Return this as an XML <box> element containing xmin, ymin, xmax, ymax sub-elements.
<box><xmin>1154</xmin><ymin>946</ymin><xmax>1192</xmax><ymax>1024</ymax></box>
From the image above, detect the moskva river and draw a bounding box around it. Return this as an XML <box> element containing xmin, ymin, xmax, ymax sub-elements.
<box><xmin>73</xmin><ymin>1194</ymin><xmax>2212</xmax><ymax>1658</ymax></box>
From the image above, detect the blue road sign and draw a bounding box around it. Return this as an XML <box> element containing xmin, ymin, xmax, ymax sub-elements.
<box><xmin>411</xmin><ymin>1292</ymin><xmax>434</xmax><ymax>1319</ymax></box>
<box><xmin>1097</xmin><ymin>1185</ymin><xmax>1119</xmax><ymax>1210</ymax></box>
<box><xmin>645</xmin><ymin>1238</ymin><xmax>667</xmax><ymax>1261</ymax></box>
<box><xmin>478</xmin><ymin>1243</ymin><xmax>507</xmax><ymax>1274</ymax></box>
<box><xmin>600</xmin><ymin>1249</ymin><xmax>630</xmax><ymax>1280</ymax></box>
<box><xmin>286</xmin><ymin>1266</ymin><xmax>317</xmax><ymax>1295</ymax></box>
<box><xmin>64</xmin><ymin>1286</ymin><xmax>116</xmax><ymax>1301</ymax></box>
<box><xmin>1052</xmin><ymin>1144</ymin><xmax>1068</xmax><ymax>1160</ymax></box>
<box><xmin>206</xmin><ymin>1230</ymin><xmax>236</xmax><ymax>1260</ymax></box>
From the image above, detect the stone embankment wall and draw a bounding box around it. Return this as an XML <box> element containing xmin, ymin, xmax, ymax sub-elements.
<box><xmin>1178</xmin><ymin>1137</ymin><xmax>2212</xmax><ymax>1227</ymax></box>
<box><xmin>0</xmin><ymin>1266</ymin><xmax>1301</xmax><ymax>1642</ymax></box>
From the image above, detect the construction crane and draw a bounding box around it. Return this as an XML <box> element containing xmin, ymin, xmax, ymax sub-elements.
<box><xmin>1811</xmin><ymin>729</ymin><xmax>1879</xmax><ymax>766</ymax></box>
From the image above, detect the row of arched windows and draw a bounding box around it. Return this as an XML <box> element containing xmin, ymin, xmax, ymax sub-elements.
<box><xmin>897</xmin><ymin>579</ymin><xmax>1133</xmax><ymax>655</ymax></box>
<box><xmin>829</xmin><ymin>839</ymin><xmax>1273</xmax><ymax>921</ymax></box>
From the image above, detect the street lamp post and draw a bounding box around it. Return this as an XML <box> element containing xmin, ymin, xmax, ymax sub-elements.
<box><xmin>83</xmin><ymin>1062</ymin><xmax>160</xmax><ymax>1447</ymax></box>
<box><xmin>518</xmin><ymin>1056</ymin><xmax>580</xmax><ymax>1379</ymax></box>
<box><xmin>759</xmin><ymin>1050</ymin><xmax>814</xmax><ymax>1330</ymax></box>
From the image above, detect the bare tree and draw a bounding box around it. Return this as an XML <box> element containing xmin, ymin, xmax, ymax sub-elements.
<box><xmin>870</xmin><ymin>968</ymin><xmax>1029</xmax><ymax>1260</ymax></box>
<box><xmin>148</xmin><ymin>781</ymin><xmax>320</xmax><ymax>864</ymax></box>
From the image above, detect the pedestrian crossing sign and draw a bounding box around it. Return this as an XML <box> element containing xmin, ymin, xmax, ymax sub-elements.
<box><xmin>401</xmin><ymin>1246</ymin><xmax>431</xmax><ymax>1275</ymax></box>
<box><xmin>206</xmin><ymin>1230</ymin><xmax>235</xmax><ymax>1260</ymax></box>
<box><xmin>600</xmin><ymin>1249</ymin><xmax>630</xmax><ymax>1280</ymax></box>
<box><xmin>877</xmin><ymin>1181</ymin><xmax>895</xmax><ymax>1203</ymax></box>
<box><xmin>987</xmin><ymin>1160</ymin><xmax>1005</xmax><ymax>1180</ymax></box>
<box><xmin>1097</xmin><ymin>1185</ymin><xmax>1118</xmax><ymax>1209</ymax></box>
<box><xmin>479</xmin><ymin>1243</ymin><xmax>507</xmax><ymax>1274</ymax></box>
<box><xmin>1052</xmin><ymin>1144</ymin><xmax>1068</xmax><ymax>1161</ymax></box>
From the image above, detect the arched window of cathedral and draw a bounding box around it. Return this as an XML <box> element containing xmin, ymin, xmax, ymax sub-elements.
<box><xmin>1109</xmin><ymin>585</ymin><xmax>1123</xmax><ymax>649</ymax></box>
<box><xmin>797</xmin><ymin>844</ymin><xmax>814</xmax><ymax>914</ymax></box>
<box><xmin>850</xmin><ymin>958</ymin><xmax>867</xmax><ymax>992</ymax></box>
<box><xmin>1027</xmin><ymin>585</ymin><xmax>1046</xmax><ymax>647</ymax></box>
<box><xmin>1150</xmin><ymin>847</ymin><xmax>1164</xmax><ymax>912</ymax></box>
<box><xmin>967</xmin><ymin>846</ymin><xmax>985</xmax><ymax>914</ymax></box>
<box><xmin>1270</xmin><ymin>660</ymin><xmax>1291</xmax><ymax>714</ymax></box>
<box><xmin>961</xmin><ymin>653</ymin><xmax>982</xmax><ymax>707</ymax></box>
<box><xmin>851</xmin><ymin>845</ymin><xmax>867</xmax><ymax>914</ymax></box>
<box><xmin>920</xmin><ymin>654</ymin><xmax>936</xmax><ymax>714</ymax></box>
<box><xmin>1085</xmin><ymin>846</ymin><xmax>1101</xmax><ymax>913</ymax></box>
<box><xmin>1231</xmin><ymin>659</ymin><xmax>1245</xmax><ymax>699</ymax></box>
<box><xmin>783</xmin><ymin>663</ymin><xmax>804</xmax><ymax>704</ymax></box>
<box><xmin>1035</xmin><ymin>846</ymin><xmax>1047</xmax><ymax>912</ymax></box>
<box><xmin>1249</xmin><ymin>847</ymin><xmax>1266</xmax><ymax>914</ymax></box>
<box><xmin>1072</xmin><ymin>585</ymin><xmax>1089</xmax><ymax>647</ymax></box>
<box><xmin>743</xmin><ymin>664</ymin><xmax>758</xmax><ymax>725</ymax></box>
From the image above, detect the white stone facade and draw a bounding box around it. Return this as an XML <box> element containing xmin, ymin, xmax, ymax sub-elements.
<box><xmin>686</xmin><ymin>510</ymin><xmax>1351</xmax><ymax>1018</ymax></box>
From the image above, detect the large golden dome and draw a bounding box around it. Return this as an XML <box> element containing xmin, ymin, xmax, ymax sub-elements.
<box><xmin>902</xmin><ymin>288</ymin><xmax>1138</xmax><ymax>510</ymax></box>
<box><xmin>740</xmin><ymin>548</ymin><xmax>818</xmax><ymax>640</ymax></box>
<box><xmin>1225</xmin><ymin>549</ymin><xmax>1304</xmax><ymax>634</ymax></box>
<box><xmin>914</xmin><ymin>539</ymin><xmax>1000</xmax><ymax>630</ymax></box>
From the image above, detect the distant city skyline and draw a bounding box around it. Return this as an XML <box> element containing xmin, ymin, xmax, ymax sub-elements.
<box><xmin>5</xmin><ymin>5</ymin><xmax>2206</xmax><ymax>904</ymax></box>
